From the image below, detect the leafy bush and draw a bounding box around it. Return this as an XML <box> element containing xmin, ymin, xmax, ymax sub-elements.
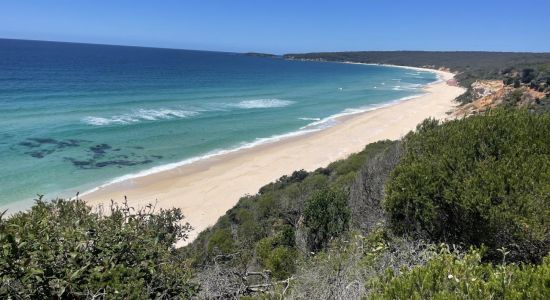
<box><xmin>263</xmin><ymin>246</ymin><xmax>296</xmax><ymax>280</ymax></box>
<box><xmin>369</xmin><ymin>247</ymin><xmax>550</xmax><ymax>299</ymax></box>
<box><xmin>207</xmin><ymin>228</ymin><xmax>235</xmax><ymax>256</ymax></box>
<box><xmin>304</xmin><ymin>188</ymin><xmax>350</xmax><ymax>250</ymax></box>
<box><xmin>0</xmin><ymin>198</ymin><xmax>197</xmax><ymax>299</ymax></box>
<box><xmin>255</xmin><ymin>227</ymin><xmax>297</xmax><ymax>279</ymax></box>
<box><xmin>385</xmin><ymin>109</ymin><xmax>550</xmax><ymax>262</ymax></box>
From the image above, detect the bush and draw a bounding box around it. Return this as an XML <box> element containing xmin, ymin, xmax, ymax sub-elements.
<box><xmin>304</xmin><ymin>188</ymin><xmax>350</xmax><ymax>250</ymax></box>
<box><xmin>207</xmin><ymin>228</ymin><xmax>235</xmax><ymax>256</ymax></box>
<box><xmin>369</xmin><ymin>247</ymin><xmax>550</xmax><ymax>299</ymax></box>
<box><xmin>349</xmin><ymin>141</ymin><xmax>402</xmax><ymax>234</ymax></box>
<box><xmin>385</xmin><ymin>109</ymin><xmax>550</xmax><ymax>262</ymax></box>
<box><xmin>0</xmin><ymin>198</ymin><xmax>197</xmax><ymax>299</ymax></box>
<box><xmin>264</xmin><ymin>246</ymin><xmax>297</xmax><ymax>279</ymax></box>
<box><xmin>255</xmin><ymin>227</ymin><xmax>297</xmax><ymax>279</ymax></box>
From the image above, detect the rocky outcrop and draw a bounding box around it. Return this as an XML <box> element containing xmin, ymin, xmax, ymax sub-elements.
<box><xmin>452</xmin><ymin>80</ymin><xmax>547</xmax><ymax>117</ymax></box>
<box><xmin>471</xmin><ymin>80</ymin><xmax>504</xmax><ymax>98</ymax></box>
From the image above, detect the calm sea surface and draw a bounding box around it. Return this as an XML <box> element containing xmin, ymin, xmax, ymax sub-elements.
<box><xmin>0</xmin><ymin>39</ymin><xmax>437</xmax><ymax>208</ymax></box>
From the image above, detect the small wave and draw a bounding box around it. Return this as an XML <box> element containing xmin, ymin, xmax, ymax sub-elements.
<box><xmin>233</xmin><ymin>99</ymin><xmax>294</xmax><ymax>109</ymax></box>
<box><xmin>83</xmin><ymin>108</ymin><xmax>198</xmax><ymax>126</ymax></box>
<box><xmin>301</xmin><ymin>94</ymin><xmax>424</xmax><ymax>130</ymax></box>
<box><xmin>298</xmin><ymin>117</ymin><xmax>321</xmax><ymax>121</ymax></box>
<box><xmin>392</xmin><ymin>83</ymin><xmax>422</xmax><ymax>91</ymax></box>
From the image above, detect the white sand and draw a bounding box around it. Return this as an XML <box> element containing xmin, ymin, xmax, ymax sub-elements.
<box><xmin>83</xmin><ymin>68</ymin><xmax>465</xmax><ymax>245</ymax></box>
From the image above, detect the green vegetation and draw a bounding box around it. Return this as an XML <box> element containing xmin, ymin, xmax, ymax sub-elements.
<box><xmin>386</xmin><ymin>109</ymin><xmax>550</xmax><ymax>262</ymax></box>
<box><xmin>178</xmin><ymin>140</ymin><xmax>400</xmax><ymax>298</ymax></box>
<box><xmin>3</xmin><ymin>109</ymin><xmax>550</xmax><ymax>298</ymax></box>
<box><xmin>370</xmin><ymin>248</ymin><xmax>550</xmax><ymax>299</ymax></box>
<box><xmin>0</xmin><ymin>198</ymin><xmax>197</xmax><ymax>299</ymax></box>
<box><xmin>304</xmin><ymin>188</ymin><xmax>350</xmax><ymax>250</ymax></box>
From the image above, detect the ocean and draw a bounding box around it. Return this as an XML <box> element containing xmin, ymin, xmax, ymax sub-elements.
<box><xmin>0</xmin><ymin>39</ymin><xmax>437</xmax><ymax>208</ymax></box>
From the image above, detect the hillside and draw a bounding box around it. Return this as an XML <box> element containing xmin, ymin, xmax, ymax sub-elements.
<box><xmin>179</xmin><ymin>109</ymin><xmax>550</xmax><ymax>298</ymax></box>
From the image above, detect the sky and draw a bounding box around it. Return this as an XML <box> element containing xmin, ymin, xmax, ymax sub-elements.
<box><xmin>1</xmin><ymin>0</ymin><xmax>549</xmax><ymax>54</ymax></box>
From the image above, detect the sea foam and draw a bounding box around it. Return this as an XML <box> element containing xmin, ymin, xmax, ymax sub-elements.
<box><xmin>83</xmin><ymin>108</ymin><xmax>198</xmax><ymax>126</ymax></box>
<box><xmin>233</xmin><ymin>99</ymin><xmax>294</xmax><ymax>109</ymax></box>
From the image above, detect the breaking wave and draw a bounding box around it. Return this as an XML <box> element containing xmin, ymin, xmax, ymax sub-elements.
<box><xmin>232</xmin><ymin>99</ymin><xmax>294</xmax><ymax>109</ymax></box>
<box><xmin>83</xmin><ymin>108</ymin><xmax>199</xmax><ymax>126</ymax></box>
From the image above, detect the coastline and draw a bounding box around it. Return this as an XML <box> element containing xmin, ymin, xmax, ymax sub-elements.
<box><xmin>82</xmin><ymin>67</ymin><xmax>465</xmax><ymax>245</ymax></box>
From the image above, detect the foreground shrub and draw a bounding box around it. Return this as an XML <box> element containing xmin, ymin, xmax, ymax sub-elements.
<box><xmin>0</xmin><ymin>198</ymin><xmax>197</xmax><ymax>299</ymax></box>
<box><xmin>304</xmin><ymin>188</ymin><xmax>350</xmax><ymax>250</ymax></box>
<box><xmin>385</xmin><ymin>109</ymin><xmax>550</xmax><ymax>262</ymax></box>
<box><xmin>369</xmin><ymin>247</ymin><xmax>550</xmax><ymax>299</ymax></box>
<box><xmin>256</xmin><ymin>228</ymin><xmax>297</xmax><ymax>280</ymax></box>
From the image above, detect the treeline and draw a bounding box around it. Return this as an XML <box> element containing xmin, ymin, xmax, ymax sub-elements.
<box><xmin>2</xmin><ymin>109</ymin><xmax>550</xmax><ymax>299</ymax></box>
<box><xmin>283</xmin><ymin>51</ymin><xmax>550</xmax><ymax>73</ymax></box>
<box><xmin>284</xmin><ymin>51</ymin><xmax>550</xmax><ymax>108</ymax></box>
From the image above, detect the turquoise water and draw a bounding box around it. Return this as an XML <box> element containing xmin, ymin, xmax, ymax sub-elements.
<box><xmin>0</xmin><ymin>39</ymin><xmax>437</xmax><ymax>208</ymax></box>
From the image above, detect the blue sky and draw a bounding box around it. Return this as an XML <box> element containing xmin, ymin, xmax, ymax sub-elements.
<box><xmin>1</xmin><ymin>0</ymin><xmax>549</xmax><ymax>53</ymax></box>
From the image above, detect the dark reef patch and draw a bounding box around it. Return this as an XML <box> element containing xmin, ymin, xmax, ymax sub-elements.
<box><xmin>65</xmin><ymin>157</ymin><xmax>154</xmax><ymax>169</ymax></box>
<box><xmin>28</xmin><ymin>149</ymin><xmax>55</xmax><ymax>158</ymax></box>
<box><xmin>89</xmin><ymin>143</ymin><xmax>112</xmax><ymax>158</ymax></box>
<box><xmin>18</xmin><ymin>138</ymin><xmax>86</xmax><ymax>158</ymax></box>
<box><xmin>17</xmin><ymin>137</ymin><xmax>161</xmax><ymax>169</ymax></box>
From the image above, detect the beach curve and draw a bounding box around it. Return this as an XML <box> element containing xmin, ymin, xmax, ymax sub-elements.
<box><xmin>83</xmin><ymin>67</ymin><xmax>465</xmax><ymax>245</ymax></box>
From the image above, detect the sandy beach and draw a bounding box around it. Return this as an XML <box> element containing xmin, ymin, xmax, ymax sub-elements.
<box><xmin>83</xmin><ymin>67</ymin><xmax>465</xmax><ymax>244</ymax></box>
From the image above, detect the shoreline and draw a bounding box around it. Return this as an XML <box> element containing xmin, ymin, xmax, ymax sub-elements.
<box><xmin>0</xmin><ymin>63</ymin><xmax>448</xmax><ymax>216</ymax></box>
<box><xmin>82</xmin><ymin>67</ymin><xmax>465</xmax><ymax>245</ymax></box>
<box><xmin>79</xmin><ymin>94</ymin><xmax>422</xmax><ymax>200</ymax></box>
<box><xmin>81</xmin><ymin>63</ymin><xmax>442</xmax><ymax>198</ymax></box>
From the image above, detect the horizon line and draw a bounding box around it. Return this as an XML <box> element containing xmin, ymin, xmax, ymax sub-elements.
<box><xmin>2</xmin><ymin>37</ymin><xmax>550</xmax><ymax>55</ymax></box>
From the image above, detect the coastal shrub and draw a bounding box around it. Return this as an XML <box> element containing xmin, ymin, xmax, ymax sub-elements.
<box><xmin>349</xmin><ymin>141</ymin><xmax>402</xmax><ymax>234</ymax></box>
<box><xmin>207</xmin><ymin>228</ymin><xmax>235</xmax><ymax>256</ymax></box>
<box><xmin>304</xmin><ymin>188</ymin><xmax>350</xmax><ymax>250</ymax></box>
<box><xmin>0</xmin><ymin>198</ymin><xmax>197</xmax><ymax>299</ymax></box>
<box><xmin>263</xmin><ymin>246</ymin><xmax>297</xmax><ymax>279</ymax></box>
<box><xmin>385</xmin><ymin>109</ymin><xmax>550</xmax><ymax>262</ymax></box>
<box><xmin>368</xmin><ymin>248</ymin><xmax>550</xmax><ymax>299</ymax></box>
